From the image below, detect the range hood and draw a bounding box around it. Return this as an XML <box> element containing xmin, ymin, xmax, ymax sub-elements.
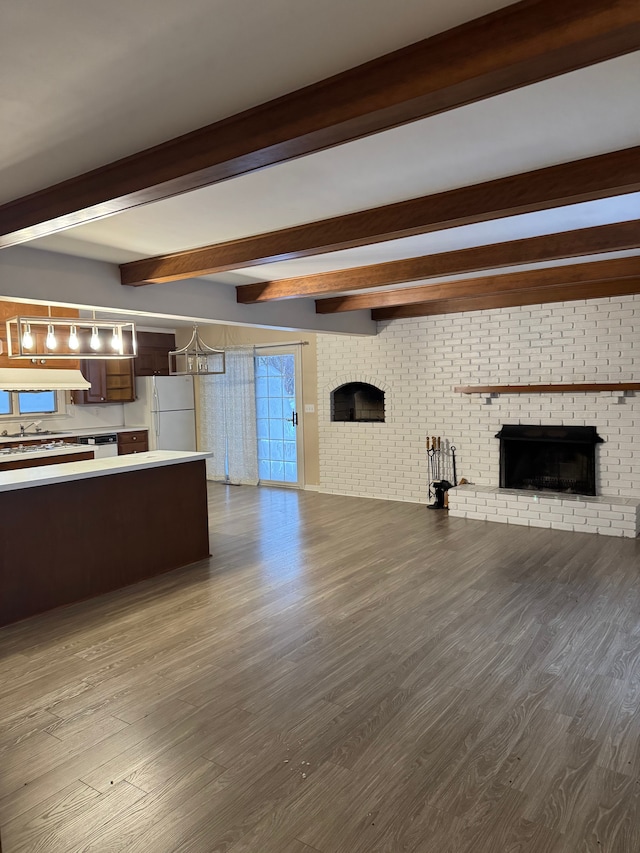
<box><xmin>0</xmin><ymin>368</ymin><xmax>91</xmax><ymax>391</ymax></box>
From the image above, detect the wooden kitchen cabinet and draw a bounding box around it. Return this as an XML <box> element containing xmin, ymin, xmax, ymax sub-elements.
<box><xmin>0</xmin><ymin>452</ymin><xmax>94</xmax><ymax>471</ymax></box>
<box><xmin>75</xmin><ymin>359</ymin><xmax>107</xmax><ymax>403</ymax></box>
<box><xmin>117</xmin><ymin>430</ymin><xmax>149</xmax><ymax>455</ymax></box>
<box><xmin>72</xmin><ymin>359</ymin><xmax>135</xmax><ymax>404</ymax></box>
<box><xmin>105</xmin><ymin>359</ymin><xmax>136</xmax><ymax>402</ymax></box>
<box><xmin>134</xmin><ymin>332</ymin><xmax>176</xmax><ymax>376</ymax></box>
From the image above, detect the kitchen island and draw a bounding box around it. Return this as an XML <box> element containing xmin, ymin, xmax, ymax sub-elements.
<box><xmin>0</xmin><ymin>451</ymin><xmax>211</xmax><ymax>627</ymax></box>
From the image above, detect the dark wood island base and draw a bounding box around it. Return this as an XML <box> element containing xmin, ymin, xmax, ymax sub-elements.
<box><xmin>0</xmin><ymin>457</ymin><xmax>210</xmax><ymax>627</ymax></box>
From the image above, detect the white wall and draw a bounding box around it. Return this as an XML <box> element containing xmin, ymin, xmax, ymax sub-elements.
<box><xmin>0</xmin><ymin>245</ymin><xmax>375</xmax><ymax>336</ymax></box>
<box><xmin>317</xmin><ymin>295</ymin><xmax>640</xmax><ymax>502</ymax></box>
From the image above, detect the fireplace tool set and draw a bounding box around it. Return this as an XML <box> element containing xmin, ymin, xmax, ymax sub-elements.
<box><xmin>426</xmin><ymin>436</ymin><xmax>457</xmax><ymax>509</ymax></box>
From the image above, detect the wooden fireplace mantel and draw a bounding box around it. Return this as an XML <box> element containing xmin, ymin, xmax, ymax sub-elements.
<box><xmin>455</xmin><ymin>382</ymin><xmax>640</xmax><ymax>395</ymax></box>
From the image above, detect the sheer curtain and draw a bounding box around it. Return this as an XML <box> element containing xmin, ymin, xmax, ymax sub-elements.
<box><xmin>198</xmin><ymin>348</ymin><xmax>258</xmax><ymax>485</ymax></box>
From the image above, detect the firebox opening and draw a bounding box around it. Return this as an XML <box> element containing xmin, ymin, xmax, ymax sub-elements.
<box><xmin>496</xmin><ymin>425</ymin><xmax>603</xmax><ymax>496</ymax></box>
<box><xmin>331</xmin><ymin>382</ymin><xmax>385</xmax><ymax>422</ymax></box>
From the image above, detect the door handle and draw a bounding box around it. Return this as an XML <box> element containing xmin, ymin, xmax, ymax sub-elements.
<box><xmin>291</xmin><ymin>411</ymin><xmax>298</xmax><ymax>427</ymax></box>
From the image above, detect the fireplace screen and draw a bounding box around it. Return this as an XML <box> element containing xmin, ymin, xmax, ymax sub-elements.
<box><xmin>496</xmin><ymin>425</ymin><xmax>603</xmax><ymax>496</ymax></box>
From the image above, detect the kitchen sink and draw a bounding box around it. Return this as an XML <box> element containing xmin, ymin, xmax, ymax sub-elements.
<box><xmin>2</xmin><ymin>430</ymin><xmax>64</xmax><ymax>438</ymax></box>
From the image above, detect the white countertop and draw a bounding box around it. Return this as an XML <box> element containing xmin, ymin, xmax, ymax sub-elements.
<box><xmin>0</xmin><ymin>426</ymin><xmax>148</xmax><ymax>445</ymax></box>
<box><xmin>0</xmin><ymin>443</ymin><xmax>93</xmax><ymax>462</ymax></box>
<box><xmin>0</xmin><ymin>450</ymin><xmax>211</xmax><ymax>493</ymax></box>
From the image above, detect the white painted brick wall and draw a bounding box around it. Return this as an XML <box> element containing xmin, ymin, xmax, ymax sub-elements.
<box><xmin>317</xmin><ymin>295</ymin><xmax>640</xmax><ymax>504</ymax></box>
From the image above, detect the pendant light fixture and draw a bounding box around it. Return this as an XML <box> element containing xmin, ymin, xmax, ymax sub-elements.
<box><xmin>68</xmin><ymin>325</ymin><xmax>80</xmax><ymax>350</ymax></box>
<box><xmin>5</xmin><ymin>310</ymin><xmax>137</xmax><ymax>359</ymax></box>
<box><xmin>44</xmin><ymin>306</ymin><xmax>57</xmax><ymax>350</ymax></box>
<box><xmin>90</xmin><ymin>325</ymin><xmax>101</xmax><ymax>350</ymax></box>
<box><xmin>21</xmin><ymin>322</ymin><xmax>33</xmax><ymax>350</ymax></box>
<box><xmin>110</xmin><ymin>326</ymin><xmax>121</xmax><ymax>353</ymax></box>
<box><xmin>168</xmin><ymin>325</ymin><xmax>225</xmax><ymax>375</ymax></box>
<box><xmin>45</xmin><ymin>324</ymin><xmax>57</xmax><ymax>350</ymax></box>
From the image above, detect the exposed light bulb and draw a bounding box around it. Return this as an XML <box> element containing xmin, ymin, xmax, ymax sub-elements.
<box><xmin>45</xmin><ymin>324</ymin><xmax>57</xmax><ymax>350</ymax></box>
<box><xmin>68</xmin><ymin>325</ymin><xmax>79</xmax><ymax>350</ymax></box>
<box><xmin>111</xmin><ymin>327</ymin><xmax>120</xmax><ymax>352</ymax></box>
<box><xmin>90</xmin><ymin>326</ymin><xmax>101</xmax><ymax>351</ymax></box>
<box><xmin>21</xmin><ymin>323</ymin><xmax>33</xmax><ymax>349</ymax></box>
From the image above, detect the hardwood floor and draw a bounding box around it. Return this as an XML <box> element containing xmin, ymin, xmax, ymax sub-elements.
<box><xmin>1</xmin><ymin>483</ymin><xmax>640</xmax><ymax>852</ymax></box>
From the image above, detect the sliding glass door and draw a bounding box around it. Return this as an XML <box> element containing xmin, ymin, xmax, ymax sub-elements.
<box><xmin>255</xmin><ymin>349</ymin><xmax>304</xmax><ymax>487</ymax></box>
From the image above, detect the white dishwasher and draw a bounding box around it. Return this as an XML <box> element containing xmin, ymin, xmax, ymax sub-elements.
<box><xmin>77</xmin><ymin>434</ymin><xmax>119</xmax><ymax>458</ymax></box>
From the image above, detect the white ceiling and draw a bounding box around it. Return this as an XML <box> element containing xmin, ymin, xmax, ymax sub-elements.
<box><xmin>29</xmin><ymin>53</ymin><xmax>640</xmax><ymax>270</ymax></box>
<box><xmin>1</xmin><ymin>0</ymin><xmax>639</xmax><ymax>321</ymax></box>
<box><xmin>0</xmin><ymin>0</ymin><xmax>512</xmax><ymax>201</ymax></box>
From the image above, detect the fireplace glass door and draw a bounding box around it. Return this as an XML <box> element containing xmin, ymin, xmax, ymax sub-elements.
<box><xmin>497</xmin><ymin>425</ymin><xmax>603</xmax><ymax>496</ymax></box>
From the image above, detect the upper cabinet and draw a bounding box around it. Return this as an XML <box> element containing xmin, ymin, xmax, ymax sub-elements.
<box><xmin>71</xmin><ymin>358</ymin><xmax>135</xmax><ymax>405</ymax></box>
<box><xmin>134</xmin><ymin>331</ymin><xmax>176</xmax><ymax>376</ymax></box>
<box><xmin>72</xmin><ymin>331</ymin><xmax>175</xmax><ymax>404</ymax></box>
<box><xmin>104</xmin><ymin>359</ymin><xmax>136</xmax><ymax>402</ymax></box>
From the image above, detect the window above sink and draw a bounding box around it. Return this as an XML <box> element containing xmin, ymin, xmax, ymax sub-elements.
<box><xmin>0</xmin><ymin>389</ymin><xmax>60</xmax><ymax>418</ymax></box>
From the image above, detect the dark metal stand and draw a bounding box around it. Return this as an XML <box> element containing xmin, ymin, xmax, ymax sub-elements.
<box><xmin>428</xmin><ymin>479</ymin><xmax>452</xmax><ymax>510</ymax></box>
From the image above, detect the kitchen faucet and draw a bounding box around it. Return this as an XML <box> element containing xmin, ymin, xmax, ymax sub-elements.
<box><xmin>19</xmin><ymin>421</ymin><xmax>42</xmax><ymax>436</ymax></box>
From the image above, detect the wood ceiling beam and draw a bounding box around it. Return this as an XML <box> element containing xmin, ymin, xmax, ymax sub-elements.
<box><xmin>124</xmin><ymin>145</ymin><xmax>640</xmax><ymax>286</ymax></box>
<box><xmin>372</xmin><ymin>276</ymin><xmax>640</xmax><ymax>320</ymax></box>
<box><xmin>237</xmin><ymin>220</ymin><xmax>640</xmax><ymax>304</ymax></box>
<box><xmin>315</xmin><ymin>255</ymin><xmax>640</xmax><ymax>313</ymax></box>
<box><xmin>3</xmin><ymin>0</ymin><xmax>638</xmax><ymax>251</ymax></box>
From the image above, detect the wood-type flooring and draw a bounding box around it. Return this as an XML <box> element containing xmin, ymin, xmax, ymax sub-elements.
<box><xmin>2</xmin><ymin>484</ymin><xmax>640</xmax><ymax>852</ymax></box>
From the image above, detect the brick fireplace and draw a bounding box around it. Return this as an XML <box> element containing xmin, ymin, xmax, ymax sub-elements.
<box><xmin>449</xmin><ymin>423</ymin><xmax>638</xmax><ymax>538</ymax></box>
<box><xmin>316</xmin><ymin>295</ymin><xmax>640</xmax><ymax>536</ymax></box>
<box><xmin>496</xmin><ymin>424</ymin><xmax>603</xmax><ymax>496</ymax></box>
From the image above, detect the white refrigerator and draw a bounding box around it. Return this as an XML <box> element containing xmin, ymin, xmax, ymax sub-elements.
<box><xmin>125</xmin><ymin>375</ymin><xmax>196</xmax><ymax>451</ymax></box>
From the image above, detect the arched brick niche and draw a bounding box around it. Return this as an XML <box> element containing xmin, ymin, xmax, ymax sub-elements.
<box><xmin>331</xmin><ymin>381</ymin><xmax>385</xmax><ymax>422</ymax></box>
